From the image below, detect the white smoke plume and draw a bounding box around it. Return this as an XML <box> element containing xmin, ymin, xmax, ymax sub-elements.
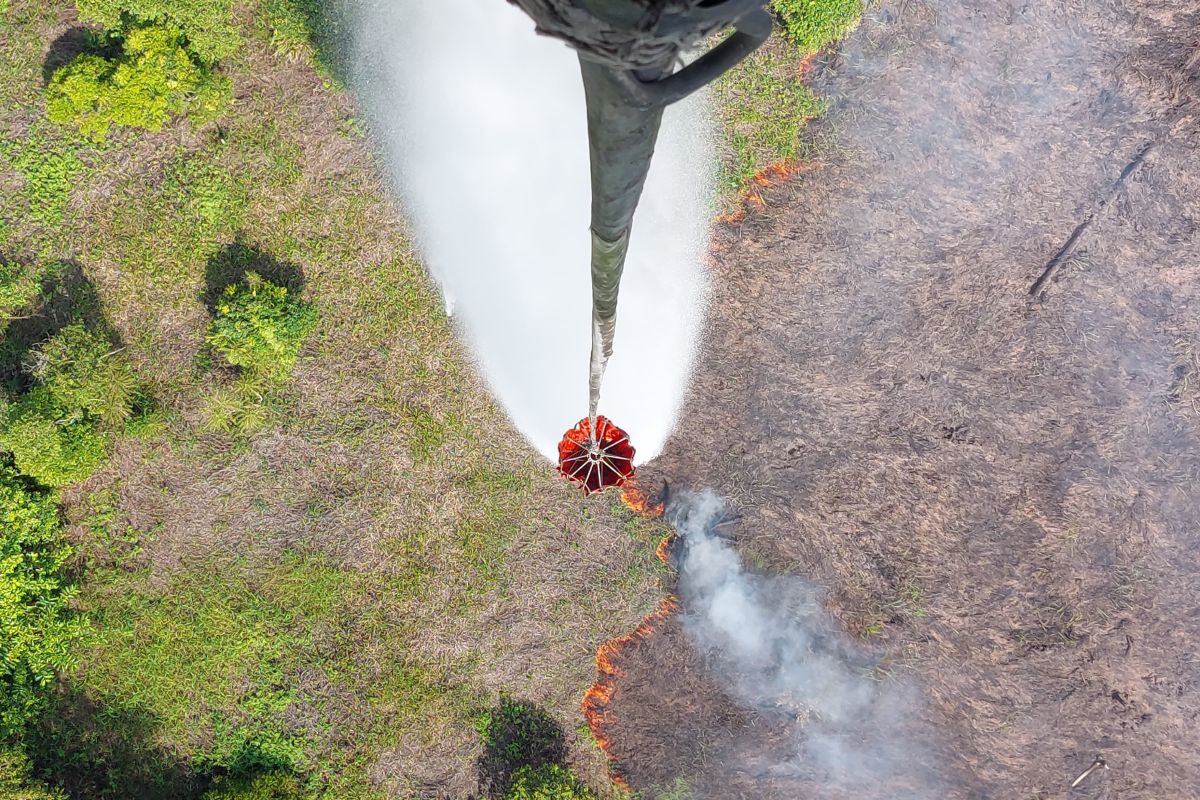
<box><xmin>348</xmin><ymin>0</ymin><xmax>715</xmax><ymax>463</ymax></box>
<box><xmin>669</xmin><ymin>491</ymin><xmax>938</xmax><ymax>798</ymax></box>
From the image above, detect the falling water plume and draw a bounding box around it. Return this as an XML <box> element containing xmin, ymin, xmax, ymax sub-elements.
<box><xmin>350</xmin><ymin>0</ymin><xmax>731</xmax><ymax>464</ymax></box>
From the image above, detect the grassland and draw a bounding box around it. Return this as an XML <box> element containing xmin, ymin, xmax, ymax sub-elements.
<box><xmin>0</xmin><ymin>1</ymin><xmax>859</xmax><ymax>798</ymax></box>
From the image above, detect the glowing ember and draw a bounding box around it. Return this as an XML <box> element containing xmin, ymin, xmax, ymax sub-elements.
<box><xmin>619</xmin><ymin>484</ymin><xmax>664</xmax><ymax>517</ymax></box>
<box><xmin>581</xmin><ymin>594</ymin><xmax>680</xmax><ymax>787</ymax></box>
<box><xmin>719</xmin><ymin>159</ymin><xmax>818</xmax><ymax>223</ymax></box>
<box><xmin>558</xmin><ymin>415</ymin><xmax>635</xmax><ymax>494</ymax></box>
<box><xmin>581</xmin><ymin>479</ymin><xmax>676</xmax><ymax>787</ymax></box>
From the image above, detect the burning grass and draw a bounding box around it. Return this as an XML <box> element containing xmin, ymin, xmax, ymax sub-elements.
<box><xmin>713</xmin><ymin>8</ymin><xmax>855</xmax><ymax>195</ymax></box>
<box><xmin>718</xmin><ymin>158</ymin><xmax>821</xmax><ymax>223</ymax></box>
<box><xmin>581</xmin><ymin>595</ymin><xmax>680</xmax><ymax>790</ymax></box>
<box><xmin>0</xmin><ymin>0</ymin><xmax>861</xmax><ymax>796</ymax></box>
<box><xmin>578</xmin><ymin>483</ymin><xmax>677</xmax><ymax>788</ymax></box>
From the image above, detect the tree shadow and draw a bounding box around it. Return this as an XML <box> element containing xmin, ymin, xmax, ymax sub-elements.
<box><xmin>202</xmin><ymin>240</ymin><xmax>305</xmax><ymax>316</ymax></box>
<box><xmin>475</xmin><ymin>697</ymin><xmax>567</xmax><ymax>799</ymax></box>
<box><xmin>42</xmin><ymin>26</ymin><xmax>112</xmax><ymax>85</ymax></box>
<box><xmin>273</xmin><ymin>0</ymin><xmax>355</xmax><ymax>85</ymax></box>
<box><xmin>0</xmin><ymin>260</ymin><xmax>110</xmax><ymax>395</ymax></box>
<box><xmin>24</xmin><ymin>686</ymin><xmax>308</xmax><ymax>800</ymax></box>
<box><xmin>25</xmin><ymin>687</ymin><xmax>204</xmax><ymax>800</ymax></box>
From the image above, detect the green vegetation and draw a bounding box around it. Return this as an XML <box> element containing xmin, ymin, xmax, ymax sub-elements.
<box><xmin>207</xmin><ymin>274</ymin><xmax>317</xmax><ymax>381</ymax></box>
<box><xmin>200</xmin><ymin>377</ymin><xmax>272</xmax><ymax>435</ymax></box>
<box><xmin>202</xmin><ymin>772</ymin><xmax>307</xmax><ymax>800</ymax></box>
<box><xmin>772</xmin><ymin>0</ymin><xmax>863</xmax><ymax>52</ymax></box>
<box><xmin>0</xmin><ymin>388</ymin><xmax>109</xmax><ymax>486</ymax></box>
<box><xmin>46</xmin><ymin>22</ymin><xmax>231</xmax><ymax>141</ymax></box>
<box><xmin>0</xmin><ymin>464</ymin><xmax>82</xmax><ymax>738</ymax></box>
<box><xmin>505</xmin><ymin>764</ymin><xmax>597</xmax><ymax>800</ymax></box>
<box><xmin>30</xmin><ymin>324</ymin><xmax>138</xmax><ymax>425</ymax></box>
<box><xmin>716</xmin><ymin>44</ymin><xmax>825</xmax><ymax>189</ymax></box>
<box><xmin>75</xmin><ymin>0</ymin><xmax>240</xmax><ymax>64</ymax></box>
<box><xmin>59</xmin><ymin>548</ymin><xmax>473</xmax><ymax>798</ymax></box>
<box><xmin>1</xmin><ymin>322</ymin><xmax>140</xmax><ymax>487</ymax></box>
<box><xmin>0</xmin><ymin>136</ymin><xmax>85</xmax><ymax>225</ymax></box>
<box><xmin>474</xmin><ymin>697</ymin><xmax>601</xmax><ymax>800</ymax></box>
<box><xmin>202</xmin><ymin>272</ymin><xmax>316</xmax><ymax>433</ymax></box>
<box><xmin>0</xmin><ymin>0</ymin><xmax>859</xmax><ymax>795</ymax></box>
<box><xmin>0</xmin><ymin>261</ymin><xmax>40</xmax><ymax>320</ymax></box>
<box><xmin>714</xmin><ymin>0</ymin><xmax>863</xmax><ymax>192</ymax></box>
<box><xmin>259</xmin><ymin>0</ymin><xmax>351</xmax><ymax>81</ymax></box>
<box><xmin>0</xmin><ymin>747</ymin><xmax>67</xmax><ymax>800</ymax></box>
<box><xmin>475</xmin><ymin>696</ymin><xmax>564</xmax><ymax>770</ymax></box>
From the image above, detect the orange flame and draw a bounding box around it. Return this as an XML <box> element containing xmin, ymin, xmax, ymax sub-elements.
<box><xmin>719</xmin><ymin>159</ymin><xmax>818</xmax><ymax>224</ymax></box>
<box><xmin>581</xmin><ymin>594</ymin><xmax>680</xmax><ymax>787</ymax></box>
<box><xmin>655</xmin><ymin>534</ymin><xmax>674</xmax><ymax>565</ymax></box>
<box><xmin>619</xmin><ymin>484</ymin><xmax>664</xmax><ymax>517</ymax></box>
<box><xmin>582</xmin><ymin>480</ymin><xmax>676</xmax><ymax>787</ymax></box>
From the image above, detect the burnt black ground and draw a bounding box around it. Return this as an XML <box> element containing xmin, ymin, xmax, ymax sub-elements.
<box><xmin>619</xmin><ymin>1</ymin><xmax>1200</xmax><ymax>797</ymax></box>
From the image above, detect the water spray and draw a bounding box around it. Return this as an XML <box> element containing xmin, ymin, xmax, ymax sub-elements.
<box><xmin>508</xmin><ymin>0</ymin><xmax>772</xmax><ymax>492</ymax></box>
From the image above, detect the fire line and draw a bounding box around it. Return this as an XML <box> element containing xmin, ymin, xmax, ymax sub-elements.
<box><xmin>581</xmin><ymin>482</ymin><xmax>675</xmax><ymax>786</ymax></box>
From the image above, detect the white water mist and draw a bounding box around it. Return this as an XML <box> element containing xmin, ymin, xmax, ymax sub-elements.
<box><xmin>670</xmin><ymin>491</ymin><xmax>937</xmax><ymax>797</ymax></box>
<box><xmin>349</xmin><ymin>0</ymin><xmax>714</xmax><ymax>462</ymax></box>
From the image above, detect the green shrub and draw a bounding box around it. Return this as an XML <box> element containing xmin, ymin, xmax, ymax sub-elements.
<box><xmin>0</xmin><ymin>747</ymin><xmax>67</xmax><ymax>800</ymax></box>
<box><xmin>0</xmin><ymin>388</ymin><xmax>108</xmax><ymax>487</ymax></box>
<box><xmin>201</xmin><ymin>772</ymin><xmax>307</xmax><ymax>800</ymax></box>
<box><xmin>0</xmin><ymin>261</ymin><xmax>40</xmax><ymax>321</ymax></box>
<box><xmin>75</xmin><ymin>0</ymin><xmax>240</xmax><ymax>64</ymax></box>
<box><xmin>0</xmin><ymin>464</ymin><xmax>83</xmax><ymax>737</ymax></box>
<box><xmin>201</xmin><ymin>378</ymin><xmax>270</xmax><ymax>435</ymax></box>
<box><xmin>771</xmin><ymin>0</ymin><xmax>862</xmax><ymax>53</ymax></box>
<box><xmin>206</xmin><ymin>274</ymin><xmax>316</xmax><ymax>380</ymax></box>
<box><xmin>46</xmin><ymin>22</ymin><xmax>231</xmax><ymax>142</ymax></box>
<box><xmin>30</xmin><ymin>323</ymin><xmax>138</xmax><ymax>425</ymax></box>
<box><xmin>0</xmin><ymin>324</ymin><xmax>141</xmax><ymax>486</ymax></box>
<box><xmin>504</xmin><ymin>765</ymin><xmax>596</xmax><ymax>800</ymax></box>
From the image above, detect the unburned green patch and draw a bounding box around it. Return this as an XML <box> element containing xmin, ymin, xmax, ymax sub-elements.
<box><xmin>714</xmin><ymin>1</ymin><xmax>863</xmax><ymax>193</ymax></box>
<box><xmin>716</xmin><ymin>39</ymin><xmax>825</xmax><ymax>190</ymax></box>
<box><xmin>73</xmin><ymin>550</ymin><xmax>474</xmax><ymax>796</ymax></box>
<box><xmin>772</xmin><ymin>0</ymin><xmax>863</xmax><ymax>53</ymax></box>
<box><xmin>258</xmin><ymin>0</ymin><xmax>353</xmax><ymax>83</ymax></box>
<box><xmin>0</xmin><ymin>131</ymin><xmax>85</xmax><ymax>226</ymax></box>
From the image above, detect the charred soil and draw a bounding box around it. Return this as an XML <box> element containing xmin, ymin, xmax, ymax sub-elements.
<box><xmin>625</xmin><ymin>0</ymin><xmax>1200</xmax><ymax>797</ymax></box>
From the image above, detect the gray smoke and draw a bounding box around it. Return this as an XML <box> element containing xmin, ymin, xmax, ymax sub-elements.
<box><xmin>669</xmin><ymin>491</ymin><xmax>937</xmax><ymax>798</ymax></box>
